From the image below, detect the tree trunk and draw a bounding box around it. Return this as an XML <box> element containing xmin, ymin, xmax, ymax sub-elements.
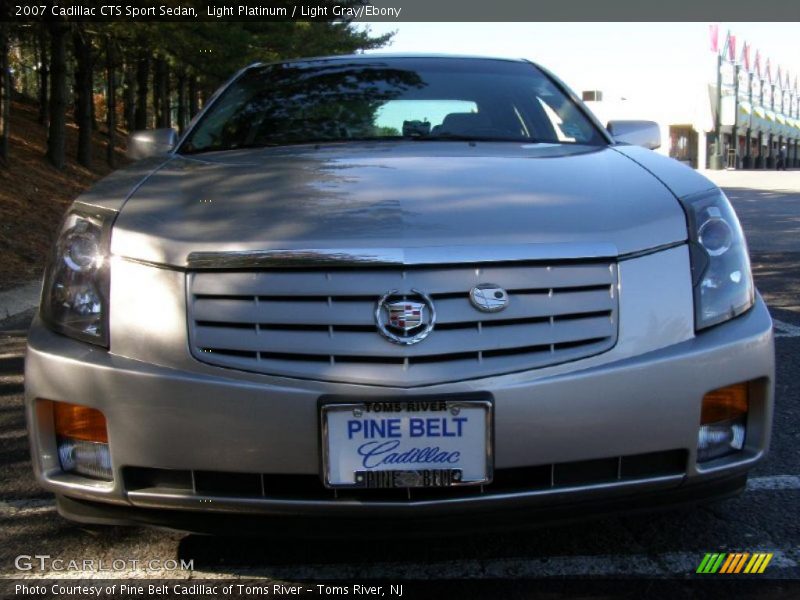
<box><xmin>122</xmin><ymin>59</ymin><xmax>135</xmax><ymax>132</ymax></box>
<box><xmin>188</xmin><ymin>75</ymin><xmax>198</xmax><ymax>119</ymax></box>
<box><xmin>152</xmin><ymin>56</ymin><xmax>162</xmax><ymax>128</ymax></box>
<box><xmin>37</xmin><ymin>24</ymin><xmax>49</xmax><ymax>126</ymax></box>
<box><xmin>160</xmin><ymin>61</ymin><xmax>170</xmax><ymax>128</ymax></box>
<box><xmin>0</xmin><ymin>22</ymin><xmax>10</xmax><ymax>164</ymax></box>
<box><xmin>134</xmin><ymin>50</ymin><xmax>149</xmax><ymax>130</ymax></box>
<box><xmin>105</xmin><ymin>37</ymin><xmax>117</xmax><ymax>168</ymax></box>
<box><xmin>46</xmin><ymin>22</ymin><xmax>68</xmax><ymax>170</ymax></box>
<box><xmin>153</xmin><ymin>55</ymin><xmax>170</xmax><ymax>128</ymax></box>
<box><xmin>176</xmin><ymin>71</ymin><xmax>186</xmax><ymax>133</ymax></box>
<box><xmin>90</xmin><ymin>82</ymin><xmax>97</xmax><ymax>131</ymax></box>
<box><xmin>73</xmin><ymin>27</ymin><xmax>93</xmax><ymax>169</ymax></box>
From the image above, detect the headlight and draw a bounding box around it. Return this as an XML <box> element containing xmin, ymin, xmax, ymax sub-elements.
<box><xmin>681</xmin><ymin>189</ymin><xmax>754</xmax><ymax>331</ymax></box>
<box><xmin>41</xmin><ymin>203</ymin><xmax>116</xmax><ymax>346</ymax></box>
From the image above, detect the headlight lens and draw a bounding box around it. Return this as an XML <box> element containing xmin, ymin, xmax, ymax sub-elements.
<box><xmin>682</xmin><ymin>189</ymin><xmax>754</xmax><ymax>331</ymax></box>
<box><xmin>41</xmin><ymin>203</ymin><xmax>116</xmax><ymax>346</ymax></box>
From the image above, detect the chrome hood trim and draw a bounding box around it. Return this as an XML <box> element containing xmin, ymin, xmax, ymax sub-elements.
<box><xmin>186</xmin><ymin>242</ymin><xmax>620</xmax><ymax>269</ymax></box>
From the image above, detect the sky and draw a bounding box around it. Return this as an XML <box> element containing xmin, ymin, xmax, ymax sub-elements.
<box><xmin>359</xmin><ymin>22</ymin><xmax>800</xmax><ymax>107</ymax></box>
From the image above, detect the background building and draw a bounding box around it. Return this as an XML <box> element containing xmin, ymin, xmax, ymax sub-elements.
<box><xmin>577</xmin><ymin>30</ymin><xmax>799</xmax><ymax>170</ymax></box>
<box><xmin>365</xmin><ymin>23</ymin><xmax>800</xmax><ymax>170</ymax></box>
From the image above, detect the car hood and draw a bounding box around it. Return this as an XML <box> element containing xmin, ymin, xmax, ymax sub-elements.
<box><xmin>108</xmin><ymin>142</ymin><xmax>694</xmax><ymax>266</ymax></box>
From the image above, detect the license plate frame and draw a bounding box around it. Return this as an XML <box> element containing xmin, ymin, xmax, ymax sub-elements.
<box><xmin>320</xmin><ymin>397</ymin><xmax>494</xmax><ymax>489</ymax></box>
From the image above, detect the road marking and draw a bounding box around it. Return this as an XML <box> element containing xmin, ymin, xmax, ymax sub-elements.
<box><xmin>0</xmin><ymin>280</ymin><xmax>41</xmax><ymax>320</ymax></box>
<box><xmin>746</xmin><ymin>475</ymin><xmax>800</xmax><ymax>490</ymax></box>
<box><xmin>773</xmin><ymin>318</ymin><xmax>800</xmax><ymax>338</ymax></box>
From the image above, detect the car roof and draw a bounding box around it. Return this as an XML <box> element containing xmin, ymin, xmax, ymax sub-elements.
<box><xmin>248</xmin><ymin>53</ymin><xmax>535</xmax><ymax>69</ymax></box>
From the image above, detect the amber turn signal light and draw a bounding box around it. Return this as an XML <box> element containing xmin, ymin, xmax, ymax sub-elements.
<box><xmin>53</xmin><ymin>401</ymin><xmax>109</xmax><ymax>444</ymax></box>
<box><xmin>701</xmin><ymin>383</ymin><xmax>749</xmax><ymax>425</ymax></box>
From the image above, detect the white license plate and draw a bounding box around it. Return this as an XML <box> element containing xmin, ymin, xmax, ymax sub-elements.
<box><xmin>321</xmin><ymin>399</ymin><xmax>493</xmax><ymax>488</ymax></box>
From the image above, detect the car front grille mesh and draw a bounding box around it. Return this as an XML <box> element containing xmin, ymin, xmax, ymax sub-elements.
<box><xmin>187</xmin><ymin>261</ymin><xmax>618</xmax><ymax>386</ymax></box>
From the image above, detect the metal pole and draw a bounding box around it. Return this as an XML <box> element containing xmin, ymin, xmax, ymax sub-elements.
<box><xmin>711</xmin><ymin>52</ymin><xmax>724</xmax><ymax>170</ymax></box>
<box><xmin>732</xmin><ymin>64</ymin><xmax>740</xmax><ymax>169</ymax></box>
<box><xmin>777</xmin><ymin>88</ymin><xmax>784</xmax><ymax>168</ymax></box>
<box><xmin>745</xmin><ymin>70</ymin><xmax>753</xmax><ymax>168</ymax></box>
<box><xmin>768</xmin><ymin>83</ymin><xmax>775</xmax><ymax>168</ymax></box>
<box><xmin>795</xmin><ymin>91</ymin><xmax>799</xmax><ymax>167</ymax></box>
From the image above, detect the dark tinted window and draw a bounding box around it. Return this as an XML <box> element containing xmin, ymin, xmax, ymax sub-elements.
<box><xmin>181</xmin><ymin>58</ymin><xmax>605</xmax><ymax>153</ymax></box>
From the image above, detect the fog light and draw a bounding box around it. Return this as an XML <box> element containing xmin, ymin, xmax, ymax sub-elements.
<box><xmin>53</xmin><ymin>402</ymin><xmax>112</xmax><ymax>481</ymax></box>
<box><xmin>697</xmin><ymin>383</ymin><xmax>748</xmax><ymax>463</ymax></box>
<box><xmin>698</xmin><ymin>417</ymin><xmax>746</xmax><ymax>462</ymax></box>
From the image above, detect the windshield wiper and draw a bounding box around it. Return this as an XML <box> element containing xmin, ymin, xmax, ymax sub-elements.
<box><xmin>410</xmin><ymin>134</ymin><xmax>542</xmax><ymax>143</ymax></box>
<box><xmin>180</xmin><ymin>142</ymin><xmax>282</xmax><ymax>155</ymax></box>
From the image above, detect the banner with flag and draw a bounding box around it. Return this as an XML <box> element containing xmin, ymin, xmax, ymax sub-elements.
<box><xmin>709</xmin><ymin>24</ymin><xmax>719</xmax><ymax>53</ymax></box>
<box><xmin>742</xmin><ymin>43</ymin><xmax>751</xmax><ymax>72</ymax></box>
<box><xmin>728</xmin><ymin>34</ymin><xmax>737</xmax><ymax>62</ymax></box>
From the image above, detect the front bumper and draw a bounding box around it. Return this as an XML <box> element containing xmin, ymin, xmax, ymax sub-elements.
<box><xmin>25</xmin><ymin>284</ymin><xmax>775</xmax><ymax>528</ymax></box>
<box><xmin>54</xmin><ymin>473</ymin><xmax>748</xmax><ymax>536</ymax></box>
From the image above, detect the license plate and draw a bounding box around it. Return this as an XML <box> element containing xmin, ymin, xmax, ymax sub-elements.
<box><xmin>321</xmin><ymin>399</ymin><xmax>493</xmax><ymax>488</ymax></box>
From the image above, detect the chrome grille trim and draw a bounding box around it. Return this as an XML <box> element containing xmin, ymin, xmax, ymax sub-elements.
<box><xmin>186</xmin><ymin>243</ymin><xmax>618</xmax><ymax>269</ymax></box>
<box><xmin>187</xmin><ymin>261</ymin><xmax>619</xmax><ymax>386</ymax></box>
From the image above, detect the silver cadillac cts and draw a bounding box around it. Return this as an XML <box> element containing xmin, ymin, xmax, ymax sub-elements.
<box><xmin>26</xmin><ymin>55</ymin><xmax>774</xmax><ymax>532</ymax></box>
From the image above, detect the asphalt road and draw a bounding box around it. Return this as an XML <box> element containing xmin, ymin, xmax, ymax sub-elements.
<box><xmin>1</xmin><ymin>184</ymin><xmax>799</xmax><ymax>591</ymax></box>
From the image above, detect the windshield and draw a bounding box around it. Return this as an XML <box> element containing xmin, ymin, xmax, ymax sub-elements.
<box><xmin>180</xmin><ymin>57</ymin><xmax>606</xmax><ymax>153</ymax></box>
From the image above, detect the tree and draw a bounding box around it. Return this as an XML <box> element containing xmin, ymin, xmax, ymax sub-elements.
<box><xmin>105</xmin><ymin>35</ymin><xmax>117</xmax><ymax>167</ymax></box>
<box><xmin>46</xmin><ymin>21</ymin><xmax>68</xmax><ymax>169</ymax></box>
<box><xmin>188</xmin><ymin>74</ymin><xmax>198</xmax><ymax>119</ymax></box>
<box><xmin>153</xmin><ymin>54</ymin><xmax>169</xmax><ymax>128</ymax></box>
<box><xmin>18</xmin><ymin>16</ymin><xmax>392</xmax><ymax>169</ymax></box>
<box><xmin>0</xmin><ymin>21</ymin><xmax>10</xmax><ymax>164</ymax></box>
<box><xmin>37</xmin><ymin>24</ymin><xmax>48</xmax><ymax>126</ymax></box>
<box><xmin>122</xmin><ymin>59</ymin><xmax>135</xmax><ymax>131</ymax></box>
<box><xmin>73</xmin><ymin>24</ymin><xmax>94</xmax><ymax>168</ymax></box>
<box><xmin>176</xmin><ymin>69</ymin><xmax>186</xmax><ymax>132</ymax></box>
<box><xmin>134</xmin><ymin>48</ymin><xmax>149</xmax><ymax>130</ymax></box>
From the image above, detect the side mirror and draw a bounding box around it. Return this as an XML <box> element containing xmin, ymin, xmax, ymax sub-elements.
<box><xmin>126</xmin><ymin>128</ymin><xmax>178</xmax><ymax>160</ymax></box>
<box><xmin>607</xmin><ymin>120</ymin><xmax>661</xmax><ymax>150</ymax></box>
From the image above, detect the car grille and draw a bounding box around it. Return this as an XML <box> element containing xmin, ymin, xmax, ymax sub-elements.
<box><xmin>187</xmin><ymin>261</ymin><xmax>618</xmax><ymax>386</ymax></box>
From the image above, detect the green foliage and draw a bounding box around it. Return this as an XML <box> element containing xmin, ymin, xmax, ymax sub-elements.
<box><xmin>107</xmin><ymin>18</ymin><xmax>392</xmax><ymax>87</ymax></box>
<box><xmin>1</xmin><ymin>5</ymin><xmax>393</xmax><ymax>166</ymax></box>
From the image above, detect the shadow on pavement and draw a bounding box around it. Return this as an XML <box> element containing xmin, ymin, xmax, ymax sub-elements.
<box><xmin>751</xmin><ymin>252</ymin><xmax>800</xmax><ymax>312</ymax></box>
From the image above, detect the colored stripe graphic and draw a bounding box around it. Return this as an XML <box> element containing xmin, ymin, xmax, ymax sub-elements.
<box><xmin>700</xmin><ymin>553</ymin><xmax>726</xmax><ymax>573</ymax></box>
<box><xmin>734</xmin><ymin>553</ymin><xmax>750</xmax><ymax>573</ymax></box>
<box><xmin>711</xmin><ymin>553</ymin><xmax>726</xmax><ymax>573</ymax></box>
<box><xmin>744</xmin><ymin>554</ymin><xmax>762</xmax><ymax>573</ymax></box>
<box><xmin>696</xmin><ymin>553</ymin><xmax>714</xmax><ymax>573</ymax></box>
<box><xmin>758</xmin><ymin>554</ymin><xmax>773</xmax><ymax>573</ymax></box>
<box><xmin>700</xmin><ymin>553</ymin><xmax>774</xmax><ymax>574</ymax></box>
<box><xmin>719</xmin><ymin>554</ymin><xmax>736</xmax><ymax>574</ymax></box>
